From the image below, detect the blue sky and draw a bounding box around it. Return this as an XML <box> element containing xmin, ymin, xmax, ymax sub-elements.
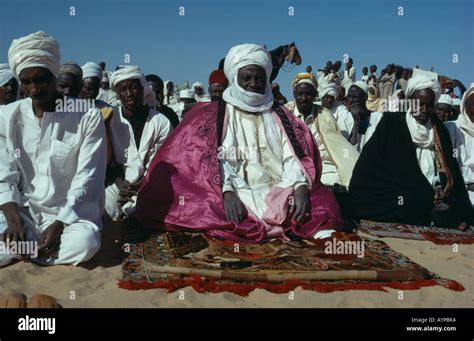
<box><xmin>0</xmin><ymin>0</ymin><xmax>472</xmax><ymax>97</ymax></box>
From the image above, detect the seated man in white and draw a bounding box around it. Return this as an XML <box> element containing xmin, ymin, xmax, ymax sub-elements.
<box><xmin>0</xmin><ymin>32</ymin><xmax>106</xmax><ymax>267</ymax></box>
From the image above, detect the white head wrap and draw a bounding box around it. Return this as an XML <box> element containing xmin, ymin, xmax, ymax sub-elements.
<box><xmin>192</xmin><ymin>82</ymin><xmax>205</xmax><ymax>93</ymax></box>
<box><xmin>352</xmin><ymin>81</ymin><xmax>369</xmax><ymax>95</ymax></box>
<box><xmin>405</xmin><ymin>68</ymin><xmax>441</xmax><ymax>103</ymax></box>
<box><xmin>8</xmin><ymin>31</ymin><xmax>60</xmax><ymax>79</ymax></box>
<box><xmin>82</xmin><ymin>62</ymin><xmax>103</xmax><ymax>80</ymax></box>
<box><xmin>0</xmin><ymin>63</ymin><xmax>14</xmax><ymax>86</ymax></box>
<box><xmin>437</xmin><ymin>94</ymin><xmax>453</xmax><ymax>106</ymax></box>
<box><xmin>163</xmin><ymin>80</ymin><xmax>176</xmax><ymax>97</ymax></box>
<box><xmin>319</xmin><ymin>82</ymin><xmax>337</xmax><ymax>98</ymax></box>
<box><xmin>452</xmin><ymin>98</ymin><xmax>462</xmax><ymax>106</ymax></box>
<box><xmin>222</xmin><ymin>43</ymin><xmax>274</xmax><ymax>112</ymax></box>
<box><xmin>110</xmin><ymin>65</ymin><xmax>157</xmax><ymax>107</ymax></box>
<box><xmin>457</xmin><ymin>84</ymin><xmax>474</xmax><ymax>137</ymax></box>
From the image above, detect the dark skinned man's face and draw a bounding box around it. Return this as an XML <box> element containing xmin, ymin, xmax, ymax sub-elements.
<box><xmin>370</xmin><ymin>65</ymin><xmax>377</xmax><ymax>74</ymax></box>
<box><xmin>116</xmin><ymin>78</ymin><xmax>144</xmax><ymax>111</ymax></box>
<box><xmin>293</xmin><ymin>83</ymin><xmax>316</xmax><ymax>115</ymax></box>
<box><xmin>347</xmin><ymin>85</ymin><xmax>367</xmax><ymax>108</ymax></box>
<box><xmin>362</xmin><ymin>68</ymin><xmax>368</xmax><ymax>76</ymax></box>
<box><xmin>56</xmin><ymin>72</ymin><xmax>82</xmax><ymax>97</ymax></box>
<box><xmin>209</xmin><ymin>83</ymin><xmax>227</xmax><ymax>101</ymax></box>
<box><xmin>237</xmin><ymin>64</ymin><xmax>267</xmax><ymax>94</ymax></box>
<box><xmin>464</xmin><ymin>94</ymin><xmax>474</xmax><ymax>122</ymax></box>
<box><xmin>435</xmin><ymin>103</ymin><xmax>453</xmax><ymax>122</ymax></box>
<box><xmin>322</xmin><ymin>94</ymin><xmax>336</xmax><ymax>110</ymax></box>
<box><xmin>19</xmin><ymin>67</ymin><xmax>57</xmax><ymax>108</ymax></box>
<box><xmin>101</xmin><ymin>81</ymin><xmax>109</xmax><ymax>90</ymax></box>
<box><xmin>166</xmin><ymin>82</ymin><xmax>174</xmax><ymax>93</ymax></box>
<box><xmin>410</xmin><ymin>88</ymin><xmax>435</xmax><ymax>125</ymax></box>
<box><xmin>194</xmin><ymin>86</ymin><xmax>203</xmax><ymax>96</ymax></box>
<box><xmin>1</xmin><ymin>78</ymin><xmax>19</xmax><ymax>104</ymax></box>
<box><xmin>80</xmin><ymin>77</ymin><xmax>101</xmax><ymax>100</ymax></box>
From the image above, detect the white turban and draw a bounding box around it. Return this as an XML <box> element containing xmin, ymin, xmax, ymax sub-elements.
<box><xmin>110</xmin><ymin>66</ymin><xmax>157</xmax><ymax>107</ymax></box>
<box><xmin>8</xmin><ymin>31</ymin><xmax>60</xmax><ymax>79</ymax></box>
<box><xmin>192</xmin><ymin>82</ymin><xmax>205</xmax><ymax>92</ymax></box>
<box><xmin>457</xmin><ymin>84</ymin><xmax>474</xmax><ymax>137</ymax></box>
<box><xmin>82</xmin><ymin>62</ymin><xmax>103</xmax><ymax>80</ymax></box>
<box><xmin>437</xmin><ymin>94</ymin><xmax>453</xmax><ymax>106</ymax></box>
<box><xmin>405</xmin><ymin>68</ymin><xmax>441</xmax><ymax>103</ymax></box>
<box><xmin>222</xmin><ymin>43</ymin><xmax>274</xmax><ymax>112</ymax></box>
<box><xmin>0</xmin><ymin>63</ymin><xmax>14</xmax><ymax>86</ymax></box>
<box><xmin>319</xmin><ymin>82</ymin><xmax>337</xmax><ymax>98</ymax></box>
<box><xmin>353</xmin><ymin>81</ymin><xmax>369</xmax><ymax>95</ymax></box>
<box><xmin>292</xmin><ymin>72</ymin><xmax>318</xmax><ymax>90</ymax></box>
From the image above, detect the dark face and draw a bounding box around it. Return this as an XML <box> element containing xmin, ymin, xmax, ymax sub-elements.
<box><xmin>336</xmin><ymin>86</ymin><xmax>346</xmax><ymax>102</ymax></box>
<box><xmin>80</xmin><ymin>77</ymin><xmax>101</xmax><ymax>99</ymax></box>
<box><xmin>56</xmin><ymin>72</ymin><xmax>82</xmax><ymax>97</ymax></box>
<box><xmin>322</xmin><ymin>94</ymin><xmax>336</xmax><ymax>110</ymax></box>
<box><xmin>346</xmin><ymin>59</ymin><xmax>353</xmax><ymax>68</ymax></box>
<box><xmin>166</xmin><ymin>82</ymin><xmax>174</xmax><ymax>93</ymax></box>
<box><xmin>333</xmin><ymin>61</ymin><xmax>342</xmax><ymax>71</ymax></box>
<box><xmin>464</xmin><ymin>94</ymin><xmax>474</xmax><ymax>122</ymax></box>
<box><xmin>402</xmin><ymin>69</ymin><xmax>408</xmax><ymax>80</ymax></box>
<box><xmin>19</xmin><ymin>67</ymin><xmax>57</xmax><ymax>108</ymax></box>
<box><xmin>101</xmin><ymin>81</ymin><xmax>109</xmax><ymax>90</ymax></box>
<box><xmin>410</xmin><ymin>88</ymin><xmax>435</xmax><ymax>125</ymax></box>
<box><xmin>237</xmin><ymin>64</ymin><xmax>267</xmax><ymax>94</ymax></box>
<box><xmin>149</xmin><ymin>80</ymin><xmax>164</xmax><ymax>103</ymax></box>
<box><xmin>347</xmin><ymin>85</ymin><xmax>367</xmax><ymax>107</ymax></box>
<box><xmin>293</xmin><ymin>83</ymin><xmax>316</xmax><ymax>114</ymax></box>
<box><xmin>306</xmin><ymin>65</ymin><xmax>312</xmax><ymax>73</ymax></box>
<box><xmin>194</xmin><ymin>86</ymin><xmax>203</xmax><ymax>96</ymax></box>
<box><xmin>435</xmin><ymin>103</ymin><xmax>453</xmax><ymax>122</ymax></box>
<box><xmin>98</xmin><ymin>62</ymin><xmax>106</xmax><ymax>70</ymax></box>
<box><xmin>397</xmin><ymin>91</ymin><xmax>405</xmax><ymax>100</ymax></box>
<box><xmin>326</xmin><ymin>61</ymin><xmax>332</xmax><ymax>68</ymax></box>
<box><xmin>362</xmin><ymin>67</ymin><xmax>368</xmax><ymax>75</ymax></box>
<box><xmin>370</xmin><ymin>65</ymin><xmax>377</xmax><ymax>74</ymax></box>
<box><xmin>323</xmin><ymin>67</ymin><xmax>329</xmax><ymax>75</ymax></box>
<box><xmin>1</xmin><ymin>77</ymin><xmax>19</xmax><ymax>104</ymax></box>
<box><xmin>116</xmin><ymin>78</ymin><xmax>144</xmax><ymax>111</ymax></box>
<box><xmin>209</xmin><ymin>83</ymin><xmax>227</xmax><ymax>101</ymax></box>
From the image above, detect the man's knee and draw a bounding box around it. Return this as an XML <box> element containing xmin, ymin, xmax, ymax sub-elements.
<box><xmin>56</xmin><ymin>224</ymin><xmax>101</xmax><ymax>265</ymax></box>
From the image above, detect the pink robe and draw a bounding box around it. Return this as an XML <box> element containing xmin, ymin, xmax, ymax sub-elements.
<box><xmin>135</xmin><ymin>100</ymin><xmax>344</xmax><ymax>243</ymax></box>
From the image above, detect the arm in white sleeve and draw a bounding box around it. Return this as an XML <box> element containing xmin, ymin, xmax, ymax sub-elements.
<box><xmin>278</xmin><ymin>134</ymin><xmax>309</xmax><ymax>190</ymax></box>
<box><xmin>0</xmin><ymin>112</ymin><xmax>21</xmax><ymax>206</ymax></box>
<box><xmin>56</xmin><ymin>109</ymin><xmax>107</xmax><ymax>225</ymax></box>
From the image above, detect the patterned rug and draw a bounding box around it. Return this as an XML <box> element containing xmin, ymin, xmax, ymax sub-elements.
<box><xmin>118</xmin><ymin>219</ymin><xmax>464</xmax><ymax>296</ymax></box>
<box><xmin>357</xmin><ymin>220</ymin><xmax>474</xmax><ymax>245</ymax></box>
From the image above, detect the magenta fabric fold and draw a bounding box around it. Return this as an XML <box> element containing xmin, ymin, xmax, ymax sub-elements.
<box><xmin>135</xmin><ymin>101</ymin><xmax>344</xmax><ymax>243</ymax></box>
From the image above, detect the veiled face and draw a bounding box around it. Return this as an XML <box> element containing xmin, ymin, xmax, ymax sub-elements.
<box><xmin>466</xmin><ymin>94</ymin><xmax>474</xmax><ymax>122</ymax></box>
<box><xmin>237</xmin><ymin>64</ymin><xmax>266</xmax><ymax>94</ymax></box>
<box><xmin>410</xmin><ymin>88</ymin><xmax>435</xmax><ymax>125</ymax></box>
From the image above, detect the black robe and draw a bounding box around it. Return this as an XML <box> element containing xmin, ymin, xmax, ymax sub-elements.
<box><xmin>349</xmin><ymin>112</ymin><xmax>473</xmax><ymax>227</ymax></box>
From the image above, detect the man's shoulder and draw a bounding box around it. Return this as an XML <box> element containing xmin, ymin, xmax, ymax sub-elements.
<box><xmin>0</xmin><ymin>98</ymin><xmax>30</xmax><ymax>120</ymax></box>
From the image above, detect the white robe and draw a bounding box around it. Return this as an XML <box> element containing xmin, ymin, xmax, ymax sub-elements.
<box><xmin>105</xmin><ymin>106</ymin><xmax>173</xmax><ymax>220</ymax></box>
<box><xmin>445</xmin><ymin>121</ymin><xmax>474</xmax><ymax>205</ymax></box>
<box><xmin>0</xmin><ymin>98</ymin><xmax>106</xmax><ymax>266</ymax></box>
<box><xmin>289</xmin><ymin>104</ymin><xmax>341</xmax><ymax>186</ymax></box>
<box><xmin>220</xmin><ymin>104</ymin><xmax>308</xmax><ymax>220</ymax></box>
<box><xmin>331</xmin><ymin>104</ymin><xmax>354</xmax><ymax>140</ymax></box>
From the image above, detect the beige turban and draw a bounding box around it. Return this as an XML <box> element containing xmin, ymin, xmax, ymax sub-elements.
<box><xmin>292</xmin><ymin>72</ymin><xmax>318</xmax><ymax>90</ymax></box>
<box><xmin>82</xmin><ymin>62</ymin><xmax>103</xmax><ymax>80</ymax></box>
<box><xmin>8</xmin><ymin>31</ymin><xmax>60</xmax><ymax>79</ymax></box>
<box><xmin>59</xmin><ymin>62</ymin><xmax>83</xmax><ymax>78</ymax></box>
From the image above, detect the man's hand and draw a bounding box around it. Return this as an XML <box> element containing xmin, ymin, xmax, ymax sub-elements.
<box><xmin>289</xmin><ymin>185</ymin><xmax>311</xmax><ymax>224</ymax></box>
<box><xmin>0</xmin><ymin>202</ymin><xmax>25</xmax><ymax>243</ymax></box>
<box><xmin>38</xmin><ymin>221</ymin><xmax>65</xmax><ymax>258</ymax></box>
<box><xmin>223</xmin><ymin>191</ymin><xmax>247</xmax><ymax>224</ymax></box>
<box><xmin>115</xmin><ymin>177</ymin><xmax>141</xmax><ymax>205</ymax></box>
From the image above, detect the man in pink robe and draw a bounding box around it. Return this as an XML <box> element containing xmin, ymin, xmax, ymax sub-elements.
<box><xmin>136</xmin><ymin>44</ymin><xmax>344</xmax><ymax>243</ymax></box>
